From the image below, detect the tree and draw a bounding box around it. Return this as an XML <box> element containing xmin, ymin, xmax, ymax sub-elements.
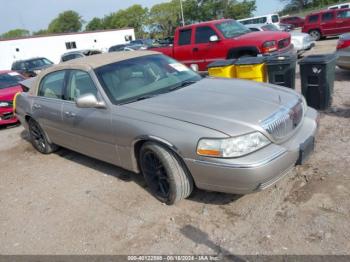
<box><xmin>86</xmin><ymin>17</ymin><xmax>104</xmax><ymax>31</ymax></box>
<box><xmin>48</xmin><ymin>10</ymin><xmax>83</xmax><ymax>33</ymax></box>
<box><xmin>1</xmin><ymin>29</ymin><xmax>29</xmax><ymax>39</ymax></box>
<box><xmin>32</xmin><ymin>29</ymin><xmax>49</xmax><ymax>36</ymax></box>
<box><xmin>104</xmin><ymin>5</ymin><xmax>148</xmax><ymax>38</ymax></box>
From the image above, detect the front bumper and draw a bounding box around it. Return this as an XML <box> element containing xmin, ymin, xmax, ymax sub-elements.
<box><xmin>184</xmin><ymin>107</ymin><xmax>318</xmax><ymax>194</ymax></box>
<box><xmin>0</xmin><ymin>107</ymin><xmax>18</xmax><ymax>125</ymax></box>
<box><xmin>336</xmin><ymin>50</ymin><xmax>350</xmax><ymax>69</ymax></box>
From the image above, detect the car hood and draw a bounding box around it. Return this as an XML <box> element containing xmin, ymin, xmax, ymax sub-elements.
<box><xmin>234</xmin><ymin>31</ymin><xmax>290</xmax><ymax>43</ymax></box>
<box><xmin>0</xmin><ymin>85</ymin><xmax>22</xmax><ymax>101</ymax></box>
<box><xmin>124</xmin><ymin>78</ymin><xmax>301</xmax><ymax>137</ymax></box>
<box><xmin>291</xmin><ymin>32</ymin><xmax>310</xmax><ymax>39</ymax></box>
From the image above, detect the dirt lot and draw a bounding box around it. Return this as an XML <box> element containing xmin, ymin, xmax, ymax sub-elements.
<box><xmin>1</xmin><ymin>38</ymin><xmax>350</xmax><ymax>256</ymax></box>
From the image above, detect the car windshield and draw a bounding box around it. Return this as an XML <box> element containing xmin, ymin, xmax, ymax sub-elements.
<box><xmin>25</xmin><ymin>58</ymin><xmax>53</xmax><ymax>70</ymax></box>
<box><xmin>262</xmin><ymin>24</ymin><xmax>280</xmax><ymax>31</ymax></box>
<box><xmin>215</xmin><ymin>20</ymin><xmax>251</xmax><ymax>38</ymax></box>
<box><xmin>95</xmin><ymin>54</ymin><xmax>202</xmax><ymax>105</ymax></box>
<box><xmin>0</xmin><ymin>72</ymin><xmax>24</xmax><ymax>89</ymax></box>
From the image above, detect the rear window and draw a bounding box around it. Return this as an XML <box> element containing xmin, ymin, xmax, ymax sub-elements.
<box><xmin>272</xmin><ymin>15</ymin><xmax>279</xmax><ymax>23</ymax></box>
<box><xmin>337</xmin><ymin>10</ymin><xmax>350</xmax><ymax>18</ymax></box>
<box><xmin>340</xmin><ymin>4</ymin><xmax>349</xmax><ymax>8</ymax></box>
<box><xmin>178</xmin><ymin>29</ymin><xmax>192</xmax><ymax>45</ymax></box>
<box><xmin>0</xmin><ymin>72</ymin><xmax>24</xmax><ymax>89</ymax></box>
<box><xmin>322</xmin><ymin>12</ymin><xmax>335</xmax><ymax>21</ymax></box>
<box><xmin>308</xmin><ymin>15</ymin><xmax>319</xmax><ymax>23</ymax></box>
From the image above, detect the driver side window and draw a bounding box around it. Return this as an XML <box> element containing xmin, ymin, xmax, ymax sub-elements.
<box><xmin>66</xmin><ymin>70</ymin><xmax>98</xmax><ymax>101</ymax></box>
<box><xmin>195</xmin><ymin>26</ymin><xmax>217</xmax><ymax>44</ymax></box>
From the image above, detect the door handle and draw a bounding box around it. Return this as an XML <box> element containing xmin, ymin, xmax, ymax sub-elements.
<box><xmin>193</xmin><ymin>47</ymin><xmax>199</xmax><ymax>52</ymax></box>
<box><xmin>33</xmin><ymin>104</ymin><xmax>41</xmax><ymax>109</ymax></box>
<box><xmin>64</xmin><ymin>111</ymin><xmax>76</xmax><ymax>118</ymax></box>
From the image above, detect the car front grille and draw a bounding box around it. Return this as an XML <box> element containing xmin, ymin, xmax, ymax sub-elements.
<box><xmin>0</xmin><ymin>112</ymin><xmax>15</xmax><ymax>120</ymax></box>
<box><xmin>278</xmin><ymin>38</ymin><xmax>290</xmax><ymax>49</ymax></box>
<box><xmin>261</xmin><ymin>99</ymin><xmax>304</xmax><ymax>142</ymax></box>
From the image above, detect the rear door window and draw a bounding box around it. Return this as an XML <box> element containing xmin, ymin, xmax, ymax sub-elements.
<box><xmin>308</xmin><ymin>15</ymin><xmax>319</xmax><ymax>23</ymax></box>
<box><xmin>178</xmin><ymin>29</ymin><xmax>192</xmax><ymax>45</ymax></box>
<box><xmin>66</xmin><ymin>70</ymin><xmax>98</xmax><ymax>101</ymax></box>
<box><xmin>322</xmin><ymin>12</ymin><xmax>335</xmax><ymax>22</ymax></box>
<box><xmin>38</xmin><ymin>71</ymin><xmax>66</xmax><ymax>99</ymax></box>
<box><xmin>195</xmin><ymin>26</ymin><xmax>217</xmax><ymax>44</ymax></box>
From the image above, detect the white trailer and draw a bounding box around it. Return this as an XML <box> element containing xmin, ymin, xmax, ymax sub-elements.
<box><xmin>0</xmin><ymin>28</ymin><xmax>135</xmax><ymax>70</ymax></box>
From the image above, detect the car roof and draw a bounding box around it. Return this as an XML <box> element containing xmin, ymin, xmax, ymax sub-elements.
<box><xmin>307</xmin><ymin>7</ymin><xmax>350</xmax><ymax>16</ymax></box>
<box><xmin>59</xmin><ymin>50</ymin><xmax>160</xmax><ymax>69</ymax></box>
<box><xmin>13</xmin><ymin>57</ymin><xmax>47</xmax><ymax>63</ymax></box>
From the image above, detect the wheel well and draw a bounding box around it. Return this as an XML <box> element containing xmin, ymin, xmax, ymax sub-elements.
<box><xmin>25</xmin><ymin>115</ymin><xmax>32</xmax><ymax>122</ymax></box>
<box><xmin>133</xmin><ymin>139</ymin><xmax>194</xmax><ymax>184</ymax></box>
<box><xmin>309</xmin><ymin>28</ymin><xmax>321</xmax><ymax>34</ymax></box>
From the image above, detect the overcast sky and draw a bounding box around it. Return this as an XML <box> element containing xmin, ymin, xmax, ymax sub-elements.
<box><xmin>0</xmin><ymin>0</ymin><xmax>284</xmax><ymax>34</ymax></box>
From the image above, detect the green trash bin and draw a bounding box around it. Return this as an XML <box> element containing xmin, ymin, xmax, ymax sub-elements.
<box><xmin>265</xmin><ymin>54</ymin><xmax>297</xmax><ymax>89</ymax></box>
<box><xmin>299</xmin><ymin>54</ymin><xmax>337</xmax><ymax>110</ymax></box>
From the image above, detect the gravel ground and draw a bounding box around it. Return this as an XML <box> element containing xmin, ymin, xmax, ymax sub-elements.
<box><xmin>1</xmin><ymin>38</ymin><xmax>349</xmax><ymax>255</ymax></box>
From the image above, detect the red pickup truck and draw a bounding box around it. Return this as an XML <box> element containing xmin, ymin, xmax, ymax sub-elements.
<box><xmin>151</xmin><ymin>19</ymin><xmax>293</xmax><ymax>71</ymax></box>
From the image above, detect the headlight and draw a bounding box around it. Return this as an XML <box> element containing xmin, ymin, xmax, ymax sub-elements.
<box><xmin>0</xmin><ymin>101</ymin><xmax>11</xmax><ymax>107</ymax></box>
<box><xmin>197</xmin><ymin>132</ymin><xmax>271</xmax><ymax>158</ymax></box>
<box><xmin>262</xmin><ymin>40</ymin><xmax>278</xmax><ymax>53</ymax></box>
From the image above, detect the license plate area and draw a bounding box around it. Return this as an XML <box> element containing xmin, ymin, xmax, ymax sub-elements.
<box><xmin>296</xmin><ymin>136</ymin><xmax>315</xmax><ymax>165</ymax></box>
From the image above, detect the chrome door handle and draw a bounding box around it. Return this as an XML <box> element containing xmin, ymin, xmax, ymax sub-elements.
<box><xmin>64</xmin><ymin>111</ymin><xmax>76</xmax><ymax>118</ymax></box>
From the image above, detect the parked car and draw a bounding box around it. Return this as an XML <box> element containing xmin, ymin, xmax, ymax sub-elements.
<box><xmin>61</xmin><ymin>49</ymin><xmax>102</xmax><ymax>62</ymax></box>
<box><xmin>0</xmin><ymin>71</ymin><xmax>25</xmax><ymax>126</ymax></box>
<box><xmin>279</xmin><ymin>23</ymin><xmax>295</xmax><ymax>32</ymax></box>
<box><xmin>280</xmin><ymin>16</ymin><xmax>305</xmax><ymax>28</ymax></box>
<box><xmin>336</xmin><ymin>33</ymin><xmax>350</xmax><ymax>69</ymax></box>
<box><xmin>238</xmin><ymin>14</ymin><xmax>280</xmax><ymax>28</ymax></box>
<box><xmin>150</xmin><ymin>19</ymin><xmax>293</xmax><ymax>72</ymax></box>
<box><xmin>109</xmin><ymin>43</ymin><xmax>147</xmax><ymax>52</ymax></box>
<box><xmin>328</xmin><ymin>2</ymin><xmax>350</xmax><ymax>9</ymax></box>
<box><xmin>109</xmin><ymin>44</ymin><xmax>128</xmax><ymax>52</ymax></box>
<box><xmin>302</xmin><ymin>8</ymin><xmax>350</xmax><ymax>40</ymax></box>
<box><xmin>15</xmin><ymin>51</ymin><xmax>318</xmax><ymax>204</ymax></box>
<box><xmin>11</xmin><ymin>57</ymin><xmax>53</xmax><ymax>77</ymax></box>
<box><xmin>130</xmin><ymin>39</ymin><xmax>154</xmax><ymax>47</ymax></box>
<box><xmin>248</xmin><ymin>24</ymin><xmax>315</xmax><ymax>56</ymax></box>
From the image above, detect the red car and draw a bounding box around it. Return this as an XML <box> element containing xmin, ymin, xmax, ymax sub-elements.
<box><xmin>280</xmin><ymin>16</ymin><xmax>305</xmax><ymax>28</ymax></box>
<box><xmin>151</xmin><ymin>19</ymin><xmax>292</xmax><ymax>71</ymax></box>
<box><xmin>302</xmin><ymin>8</ymin><xmax>350</xmax><ymax>40</ymax></box>
<box><xmin>0</xmin><ymin>71</ymin><xmax>25</xmax><ymax>126</ymax></box>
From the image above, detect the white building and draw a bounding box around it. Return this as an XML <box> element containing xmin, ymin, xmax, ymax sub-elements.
<box><xmin>0</xmin><ymin>28</ymin><xmax>135</xmax><ymax>70</ymax></box>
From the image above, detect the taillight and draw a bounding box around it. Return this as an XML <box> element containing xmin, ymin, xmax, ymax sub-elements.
<box><xmin>337</xmin><ymin>39</ymin><xmax>350</xmax><ymax>50</ymax></box>
<box><xmin>262</xmin><ymin>40</ymin><xmax>278</xmax><ymax>53</ymax></box>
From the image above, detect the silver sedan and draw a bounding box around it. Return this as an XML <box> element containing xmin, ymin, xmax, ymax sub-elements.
<box><xmin>336</xmin><ymin>33</ymin><xmax>350</xmax><ymax>70</ymax></box>
<box><xmin>15</xmin><ymin>51</ymin><xmax>318</xmax><ymax>204</ymax></box>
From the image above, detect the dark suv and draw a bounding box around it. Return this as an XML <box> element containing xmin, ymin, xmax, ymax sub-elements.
<box><xmin>11</xmin><ymin>57</ymin><xmax>53</xmax><ymax>77</ymax></box>
<box><xmin>302</xmin><ymin>8</ymin><xmax>350</xmax><ymax>40</ymax></box>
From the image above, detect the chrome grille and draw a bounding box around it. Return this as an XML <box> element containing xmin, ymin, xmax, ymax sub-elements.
<box><xmin>261</xmin><ymin>100</ymin><xmax>304</xmax><ymax>141</ymax></box>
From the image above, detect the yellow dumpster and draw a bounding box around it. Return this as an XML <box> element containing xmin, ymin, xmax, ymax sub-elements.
<box><xmin>234</xmin><ymin>57</ymin><xmax>267</xmax><ymax>83</ymax></box>
<box><xmin>207</xmin><ymin>59</ymin><xmax>236</xmax><ymax>78</ymax></box>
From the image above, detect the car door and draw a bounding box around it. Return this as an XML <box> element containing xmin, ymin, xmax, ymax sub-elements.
<box><xmin>31</xmin><ymin>70</ymin><xmax>66</xmax><ymax>145</ymax></box>
<box><xmin>193</xmin><ymin>25</ymin><xmax>225</xmax><ymax>69</ymax></box>
<box><xmin>336</xmin><ymin>9</ymin><xmax>350</xmax><ymax>34</ymax></box>
<box><xmin>321</xmin><ymin>11</ymin><xmax>337</xmax><ymax>35</ymax></box>
<box><xmin>173</xmin><ymin>28</ymin><xmax>195</xmax><ymax>68</ymax></box>
<box><xmin>61</xmin><ymin>69</ymin><xmax>118</xmax><ymax>165</ymax></box>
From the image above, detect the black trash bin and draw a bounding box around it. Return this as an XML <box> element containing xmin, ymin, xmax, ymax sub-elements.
<box><xmin>299</xmin><ymin>54</ymin><xmax>337</xmax><ymax>110</ymax></box>
<box><xmin>265</xmin><ymin>54</ymin><xmax>297</xmax><ymax>89</ymax></box>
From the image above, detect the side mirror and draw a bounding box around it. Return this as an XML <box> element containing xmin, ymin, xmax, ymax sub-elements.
<box><xmin>209</xmin><ymin>35</ymin><xmax>219</xmax><ymax>42</ymax></box>
<box><xmin>76</xmin><ymin>93</ymin><xmax>106</xmax><ymax>109</ymax></box>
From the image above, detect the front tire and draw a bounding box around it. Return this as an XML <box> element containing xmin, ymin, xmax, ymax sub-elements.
<box><xmin>309</xmin><ymin>30</ymin><xmax>321</xmax><ymax>41</ymax></box>
<box><xmin>28</xmin><ymin>119</ymin><xmax>58</xmax><ymax>154</ymax></box>
<box><xmin>139</xmin><ymin>142</ymin><xmax>193</xmax><ymax>205</ymax></box>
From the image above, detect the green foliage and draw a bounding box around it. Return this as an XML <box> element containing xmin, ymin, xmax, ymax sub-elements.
<box><xmin>48</xmin><ymin>10</ymin><xmax>83</xmax><ymax>33</ymax></box>
<box><xmin>1</xmin><ymin>29</ymin><xmax>29</xmax><ymax>39</ymax></box>
<box><xmin>32</xmin><ymin>29</ymin><xmax>49</xmax><ymax>36</ymax></box>
<box><xmin>86</xmin><ymin>17</ymin><xmax>104</xmax><ymax>31</ymax></box>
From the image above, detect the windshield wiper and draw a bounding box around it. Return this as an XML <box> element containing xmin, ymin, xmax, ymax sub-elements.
<box><xmin>120</xmin><ymin>94</ymin><xmax>155</xmax><ymax>105</ymax></box>
<box><xmin>169</xmin><ymin>80</ymin><xmax>198</xmax><ymax>92</ymax></box>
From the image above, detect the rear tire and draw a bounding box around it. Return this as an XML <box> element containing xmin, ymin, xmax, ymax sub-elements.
<box><xmin>139</xmin><ymin>142</ymin><xmax>193</xmax><ymax>205</ymax></box>
<box><xmin>28</xmin><ymin>119</ymin><xmax>58</xmax><ymax>154</ymax></box>
<box><xmin>309</xmin><ymin>30</ymin><xmax>321</xmax><ymax>41</ymax></box>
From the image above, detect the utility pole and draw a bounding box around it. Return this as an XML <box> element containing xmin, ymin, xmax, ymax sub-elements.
<box><xmin>180</xmin><ymin>0</ymin><xmax>185</xmax><ymax>26</ymax></box>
